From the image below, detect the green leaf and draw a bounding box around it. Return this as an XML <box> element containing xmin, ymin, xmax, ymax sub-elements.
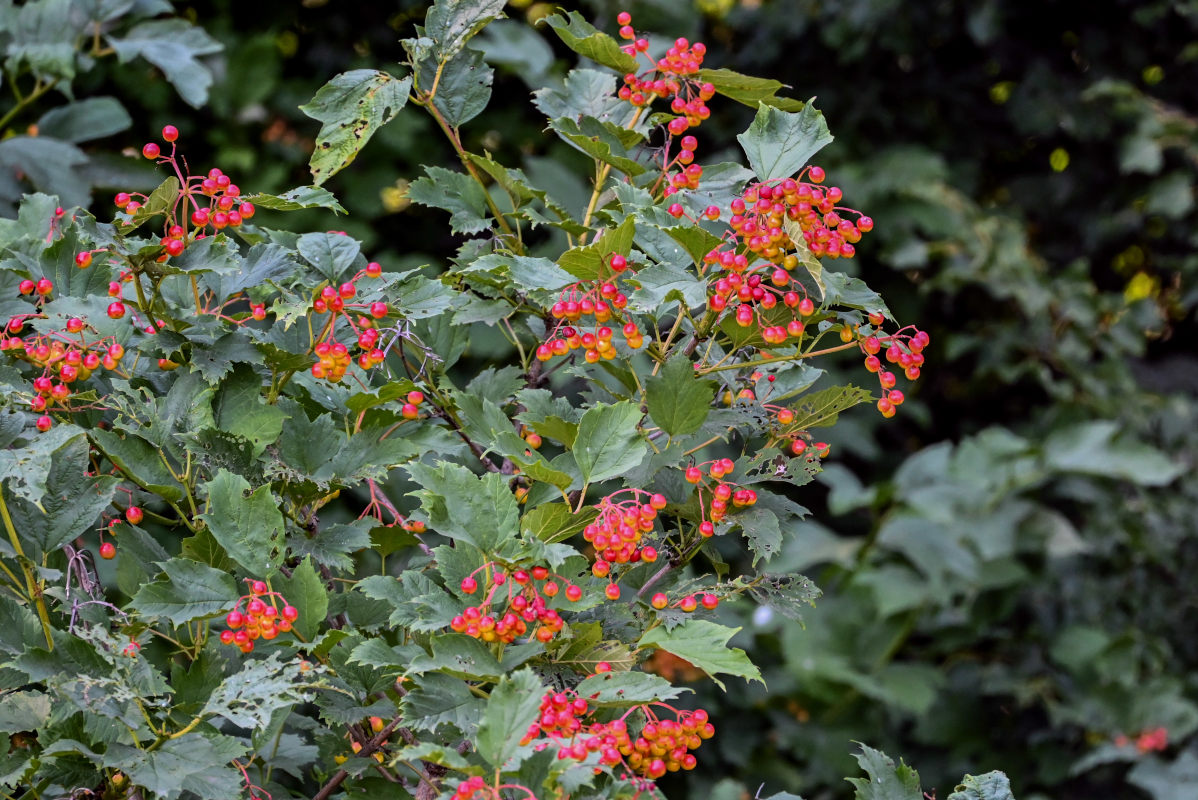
<box><xmin>198</xmin><ymin>469</ymin><xmax>285</xmax><ymax>577</ymax></box>
<box><xmin>574</xmin><ymin>671</ymin><xmax>686</xmax><ymax>706</ymax></box>
<box><xmin>0</xmin><ymin>690</ymin><xmax>50</xmax><ymax>734</ymax></box>
<box><xmin>521</xmin><ymin>502</ymin><xmax>595</xmax><ymax>543</ymax></box>
<box><xmin>107</xmin><ymin>732</ymin><xmax>246</xmax><ymax>800</ymax></box>
<box><xmin>202</xmin><ymin>653</ymin><xmax>324</xmax><ymax>729</ymax></box>
<box><xmin>550</xmin><ymin>116</ymin><xmax>646</xmax><ymax>176</ymax></box>
<box><xmin>108</xmin><ymin>19</ymin><xmax>223</xmax><ymax>107</ymax></box>
<box><xmin>1</xmin><ymin>435</ymin><xmax>118</xmax><ymax>558</ymax></box>
<box><xmin>129</xmin><ymin>558</ymin><xmax>239</xmax><ymax>626</ymax></box>
<box><xmin>423</xmin><ymin>0</ymin><xmax>507</xmax><ymax>59</ymax></box>
<box><xmin>638</xmin><ymin>620</ymin><xmax>762</xmax><ymax>690</ymax></box>
<box><xmin>277</xmin><ymin>557</ymin><xmax>329</xmax><ymax>640</ymax></box>
<box><xmin>301</xmin><ymin>69</ymin><xmax>412</xmax><ymax>185</ymax></box>
<box><xmin>695</xmin><ymin>68</ymin><xmax>805</xmax><ymax>111</ymax></box>
<box><xmin>645</xmin><ymin>355</ymin><xmax>714</xmax><ymax>436</ymax></box>
<box><xmin>476</xmin><ymin>668</ymin><xmax>543</xmax><ymax>768</ymax></box>
<box><xmin>418</xmin><ymin>47</ymin><xmax>493</xmax><ymax>128</ymax></box>
<box><xmin>36</xmin><ymin>97</ymin><xmax>131</xmax><ymax>143</ymax></box>
<box><xmin>736</xmin><ymin>100</ymin><xmax>834</xmax><ymax>181</ymax></box>
<box><xmin>748</xmin><ymin>573</ymin><xmax>822</xmax><ymax>622</ymax></box>
<box><xmin>403</xmin><ymin>462</ymin><xmax>519</xmax><ymax>552</ymax></box>
<box><xmin>212</xmin><ymin>243</ymin><xmax>304</xmax><ymax>299</ymax></box>
<box><xmin>784</xmin><ymin>220</ymin><xmax>826</xmax><ymax>299</ymax></box>
<box><xmin>781</xmin><ymin>385</ymin><xmax>874</xmax><ymax>433</ymax></box>
<box><xmin>89</xmin><ymin>428</ymin><xmax>187</xmax><ymax>503</ymax></box>
<box><xmin>1043</xmin><ymin>421</ymin><xmax>1184</xmax><ymax>486</ymax></box>
<box><xmin>822</xmin><ymin>270</ymin><xmax>890</xmax><ymax>315</ymax></box>
<box><xmin>408</xmin><ymin>166</ymin><xmax>491</xmax><ymax>234</ymax></box>
<box><xmin>212</xmin><ymin>364</ymin><xmax>286</xmax><ymax>456</ymax></box>
<box><xmin>542</xmin><ymin>11</ymin><xmax>638</xmax><ymax>73</ymax></box>
<box><xmin>1128</xmin><ymin>752</ymin><xmax>1198</xmax><ymax>800</ymax></box>
<box><xmin>0</xmin><ymin>137</ymin><xmax>87</xmax><ymax>208</ymax></box>
<box><xmin>296</xmin><ymin>231</ymin><xmax>361</xmax><ymax>283</ymax></box>
<box><xmin>246</xmin><ymin>185</ymin><xmax>346</xmax><ymax>214</ymax></box>
<box><xmin>572</xmin><ymin>402</ymin><xmax>647</xmax><ymax>485</ymax></box>
<box><xmin>626</xmin><ymin>263</ymin><xmax>709</xmax><ymax>311</ymax></box>
<box><xmin>847</xmin><ymin>744</ymin><xmax>922</xmax><ymax>800</ymax></box>
<box><xmin>557</xmin><ymin>215</ymin><xmax>635</xmax><ymax>280</ymax></box>
<box><xmin>403</xmin><ymin>672</ymin><xmax>484</xmax><ymax>735</ymax></box>
<box><xmin>947</xmin><ymin>772</ymin><xmax>1016</xmax><ymax>800</ymax></box>
<box><xmin>4</xmin><ymin>0</ymin><xmax>78</xmax><ymax>82</ymax></box>
<box><xmin>408</xmin><ymin>633</ymin><xmax>505</xmax><ymax>680</ymax></box>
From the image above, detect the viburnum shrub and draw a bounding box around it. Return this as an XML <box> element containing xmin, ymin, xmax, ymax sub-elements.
<box><xmin>0</xmin><ymin>4</ymin><xmax>1012</xmax><ymax>800</ymax></box>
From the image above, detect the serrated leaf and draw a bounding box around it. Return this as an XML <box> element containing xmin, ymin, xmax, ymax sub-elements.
<box><xmin>748</xmin><ymin>573</ymin><xmax>821</xmax><ymax>621</ymax></box>
<box><xmin>946</xmin><ymin>772</ymin><xmax>1016</xmax><ymax>800</ymax></box>
<box><xmin>301</xmin><ymin>69</ymin><xmax>412</xmax><ymax>185</ymax></box>
<box><xmin>575</xmin><ymin>671</ymin><xmax>686</xmax><ymax>706</ymax></box>
<box><xmin>645</xmin><ymin>355</ymin><xmax>714</xmax><ymax>437</ymax></box>
<box><xmin>418</xmin><ymin>46</ymin><xmax>493</xmax><ymax>128</ymax></box>
<box><xmin>89</xmin><ymin>428</ymin><xmax>187</xmax><ymax>503</ymax></box>
<box><xmin>558</xmin><ymin>214</ymin><xmax>636</xmax><ymax>281</ymax></box>
<box><xmin>424</xmin><ymin>0</ymin><xmax>507</xmax><ymax>60</ymax></box>
<box><xmin>782</xmin><ymin>385</ymin><xmax>874</xmax><ymax>433</ymax></box>
<box><xmin>403</xmin><ymin>462</ymin><xmax>519</xmax><ymax>552</ymax></box>
<box><xmin>626</xmin><ymin>263</ymin><xmax>709</xmax><ymax>311</ymax></box>
<box><xmin>638</xmin><ymin>620</ymin><xmax>762</xmax><ymax>690</ymax></box>
<box><xmin>0</xmin><ymin>690</ymin><xmax>50</xmax><ymax>734</ymax></box>
<box><xmin>476</xmin><ymin>668</ymin><xmax>543</xmax><ymax>768</ymax></box>
<box><xmin>694</xmin><ymin>68</ymin><xmax>805</xmax><ymax>111</ymax></box>
<box><xmin>784</xmin><ymin>219</ymin><xmax>826</xmax><ymax>299</ymax></box>
<box><xmin>737</xmin><ymin>100</ymin><xmax>834</xmax><ymax>181</ymax></box>
<box><xmin>212</xmin><ymin>364</ymin><xmax>286</xmax><ymax>456</ymax></box>
<box><xmin>277</xmin><ymin>557</ymin><xmax>328</xmax><ymax>640</ymax></box>
<box><xmin>572</xmin><ymin>402</ymin><xmax>647</xmax><ymax>485</ymax></box>
<box><xmin>408</xmin><ymin>166</ymin><xmax>491</xmax><ymax>234</ymax></box>
<box><xmin>296</xmin><ymin>231</ymin><xmax>361</xmax><ymax>283</ymax></box>
<box><xmin>521</xmin><ymin>502</ymin><xmax>595</xmax><ymax>543</ymax></box>
<box><xmin>246</xmin><ymin>185</ymin><xmax>346</xmax><ymax>214</ymax></box>
<box><xmin>542</xmin><ymin>11</ymin><xmax>638</xmax><ymax>73</ymax></box>
<box><xmin>108</xmin><ymin>19</ymin><xmax>223</xmax><ymax>107</ymax></box>
<box><xmin>847</xmin><ymin>744</ymin><xmax>922</xmax><ymax>800</ymax></box>
<box><xmin>0</xmin><ymin>137</ymin><xmax>88</xmax><ymax>209</ymax></box>
<box><xmin>202</xmin><ymin>653</ymin><xmax>325</xmax><ymax>729</ymax></box>
<box><xmin>822</xmin><ymin>270</ymin><xmax>890</xmax><ymax>315</ymax></box>
<box><xmin>129</xmin><ymin>558</ymin><xmax>239</xmax><ymax>626</ymax></box>
<box><xmin>198</xmin><ymin>469</ymin><xmax>285</xmax><ymax>577</ymax></box>
<box><xmin>403</xmin><ymin>672</ymin><xmax>484</xmax><ymax>734</ymax></box>
<box><xmin>550</xmin><ymin>116</ymin><xmax>646</xmax><ymax>176</ymax></box>
<box><xmin>107</xmin><ymin>733</ymin><xmax>246</xmax><ymax>800</ymax></box>
<box><xmin>408</xmin><ymin>633</ymin><xmax>504</xmax><ymax>680</ymax></box>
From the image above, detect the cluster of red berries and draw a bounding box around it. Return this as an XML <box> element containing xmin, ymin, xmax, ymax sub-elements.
<box><xmin>616</xmin><ymin>12</ymin><xmax>713</xmax><ymax>140</ymax></box>
<box><xmin>218</xmin><ymin>580</ymin><xmax>299</xmax><ymax>654</ymax></box>
<box><xmin>855</xmin><ymin>315</ymin><xmax>928</xmax><ymax>417</ymax></box>
<box><xmin>1114</xmin><ymin>727</ymin><xmax>1168</xmax><ymax>753</ymax></box>
<box><xmin>450</xmin><ymin>564</ymin><xmax>584</xmax><ymax>644</ymax></box>
<box><xmin>683</xmin><ymin>458</ymin><xmax>758</xmax><ymax>535</ymax></box>
<box><xmin>535</xmin><ymin>263</ymin><xmax>644</xmax><ymax>363</ymax></box>
<box><xmin>2</xmin><ymin>310</ymin><xmax>128</xmax><ymax>431</ymax></box>
<box><xmin>309</xmin><ymin>261</ymin><xmax>392</xmax><ymax>382</ymax></box>
<box><xmin>584</xmin><ymin>489</ymin><xmax>664</xmax><ymax>582</ymax></box>
<box><xmin>701</xmin><ymin>171</ymin><xmax>872</xmax><ymax>336</ymax></box>
<box><xmin>520</xmin><ymin>690</ymin><xmax>714</xmax><ymax>781</ymax></box>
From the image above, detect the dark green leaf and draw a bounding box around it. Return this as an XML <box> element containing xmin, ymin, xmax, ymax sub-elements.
<box><xmin>108</xmin><ymin>19</ymin><xmax>223</xmax><ymax>107</ymax></box>
<box><xmin>246</xmin><ymin>186</ymin><xmax>346</xmax><ymax>214</ymax></box>
<box><xmin>572</xmin><ymin>402</ymin><xmax>647</xmax><ymax>485</ymax></box>
<box><xmin>408</xmin><ymin>166</ymin><xmax>491</xmax><ymax>234</ymax></box>
<box><xmin>646</xmin><ymin>355</ymin><xmax>714</xmax><ymax>436</ymax></box>
<box><xmin>737</xmin><ymin>100</ymin><xmax>834</xmax><ymax>181</ymax></box>
<box><xmin>847</xmin><ymin>744</ymin><xmax>922</xmax><ymax>800</ymax></box>
<box><xmin>403</xmin><ymin>462</ymin><xmax>519</xmax><ymax>552</ymax></box>
<box><xmin>781</xmin><ymin>385</ymin><xmax>874</xmax><ymax>433</ymax></box>
<box><xmin>198</xmin><ymin>469</ymin><xmax>285</xmax><ymax>577</ymax></box>
<box><xmin>550</xmin><ymin>116</ymin><xmax>646</xmax><ymax>176</ymax></box>
<box><xmin>212</xmin><ymin>364</ymin><xmax>286</xmax><ymax>455</ymax></box>
<box><xmin>129</xmin><ymin>558</ymin><xmax>239</xmax><ymax>626</ymax></box>
<box><xmin>277</xmin><ymin>557</ymin><xmax>329</xmax><ymax>640</ymax></box>
<box><xmin>89</xmin><ymin>428</ymin><xmax>187</xmax><ymax>503</ymax></box>
<box><xmin>638</xmin><ymin>620</ymin><xmax>762</xmax><ymax>690</ymax></box>
<box><xmin>419</xmin><ymin>47</ymin><xmax>493</xmax><ymax>128</ymax></box>
<box><xmin>296</xmin><ymin>231</ymin><xmax>361</xmax><ymax>283</ymax></box>
<box><xmin>424</xmin><ymin>0</ymin><xmax>507</xmax><ymax>59</ymax></box>
<box><xmin>476</xmin><ymin>668</ymin><xmax>543</xmax><ymax>768</ymax></box>
<box><xmin>575</xmin><ymin>671</ymin><xmax>686</xmax><ymax>706</ymax></box>
<box><xmin>695</xmin><ymin>68</ymin><xmax>805</xmax><ymax>111</ymax></box>
<box><xmin>947</xmin><ymin>772</ymin><xmax>1016</xmax><ymax>800</ymax></box>
<box><xmin>107</xmin><ymin>732</ymin><xmax>245</xmax><ymax>800</ymax></box>
<box><xmin>542</xmin><ymin>11</ymin><xmax>638</xmax><ymax>73</ymax></box>
<box><xmin>37</xmin><ymin>97</ymin><xmax>132</xmax><ymax>143</ymax></box>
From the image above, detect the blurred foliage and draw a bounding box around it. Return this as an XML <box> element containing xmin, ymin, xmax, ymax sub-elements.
<box><xmin>2</xmin><ymin>0</ymin><xmax>1194</xmax><ymax>798</ymax></box>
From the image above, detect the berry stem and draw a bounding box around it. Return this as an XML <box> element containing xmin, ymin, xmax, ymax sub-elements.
<box><xmin>697</xmin><ymin>339</ymin><xmax>861</xmax><ymax>374</ymax></box>
<box><xmin>580</xmin><ymin>106</ymin><xmax>647</xmax><ymax>242</ymax></box>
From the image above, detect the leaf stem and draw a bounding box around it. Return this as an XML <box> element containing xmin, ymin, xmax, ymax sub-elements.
<box><xmin>697</xmin><ymin>340</ymin><xmax>859</xmax><ymax>374</ymax></box>
<box><xmin>0</xmin><ymin>488</ymin><xmax>53</xmax><ymax>649</ymax></box>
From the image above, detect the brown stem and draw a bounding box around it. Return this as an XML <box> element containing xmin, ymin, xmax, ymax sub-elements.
<box><xmin>312</xmin><ymin>715</ymin><xmax>404</xmax><ymax>800</ymax></box>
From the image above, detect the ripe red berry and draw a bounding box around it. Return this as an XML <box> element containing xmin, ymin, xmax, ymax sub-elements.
<box><xmin>617</xmin><ymin>11</ymin><xmax>631</xmax><ymax>25</ymax></box>
<box><xmin>251</xmin><ymin>580</ymin><xmax>268</xmax><ymax>594</ymax></box>
<box><xmin>594</xmin><ymin>661</ymin><xmax>612</xmax><ymax>673</ymax></box>
<box><xmin>679</xmin><ymin>595</ymin><xmax>698</xmax><ymax>612</ymax></box>
<box><xmin>125</xmin><ymin>506</ymin><xmax>143</xmax><ymax>525</ymax></box>
<box><xmin>99</xmin><ymin>541</ymin><xmax>116</xmax><ymax>559</ymax></box>
<box><xmin>461</xmin><ymin>577</ymin><xmax>478</xmax><ymax>594</ymax></box>
<box><xmin>651</xmin><ymin>593</ymin><xmax>668</xmax><ymax>610</ymax></box>
<box><xmin>609</xmin><ymin>254</ymin><xmax>627</xmax><ymax>272</ymax></box>
<box><xmin>365</xmin><ymin>261</ymin><xmax>382</xmax><ymax>278</ymax></box>
<box><xmin>808</xmin><ymin>165</ymin><xmax>825</xmax><ymax>183</ymax></box>
<box><xmin>75</xmin><ymin>252</ymin><xmax>92</xmax><ymax>269</ymax></box>
<box><xmin>18</xmin><ymin>279</ymin><xmax>35</xmax><ymax>294</ymax></box>
<box><xmin>565</xmin><ymin>584</ymin><xmax>582</xmax><ymax>602</ymax></box>
<box><xmin>107</xmin><ymin>302</ymin><xmax>125</xmax><ymax>319</ymax></box>
<box><xmin>281</xmin><ymin>605</ymin><xmax>299</xmax><ymax>621</ymax></box>
<box><xmin>162</xmin><ymin>125</ymin><xmax>178</xmax><ymax>142</ymax></box>
<box><xmin>142</xmin><ymin>142</ymin><xmax>160</xmax><ymax>159</ymax></box>
<box><xmin>701</xmin><ymin>593</ymin><xmax>719</xmax><ymax>609</ymax></box>
<box><xmin>604</xmin><ymin>583</ymin><xmax>620</xmax><ymax>600</ymax></box>
<box><xmin>370</xmin><ymin>302</ymin><xmax>388</xmax><ymax>318</ymax></box>
<box><xmin>35</xmin><ymin>415</ymin><xmax>52</xmax><ymax>432</ymax></box>
<box><xmin>35</xmin><ymin>279</ymin><xmax>52</xmax><ymax>296</ymax></box>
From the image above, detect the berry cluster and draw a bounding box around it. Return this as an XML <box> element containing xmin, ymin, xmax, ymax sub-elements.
<box><xmin>649</xmin><ymin>591</ymin><xmax>719</xmax><ymax>613</ymax></box>
<box><xmin>701</xmin><ymin>171</ymin><xmax>873</xmax><ymax>339</ymax></box>
<box><xmin>535</xmin><ymin>265</ymin><xmax>643</xmax><ymax>364</ymax></box>
<box><xmin>218</xmin><ymin>580</ymin><xmax>299</xmax><ymax>653</ymax></box>
<box><xmin>450</xmin><ymin>564</ymin><xmax>584</xmax><ymax>644</ymax></box>
<box><xmin>683</xmin><ymin>458</ymin><xmax>758</xmax><ymax>535</ymax></box>
<box><xmin>520</xmin><ymin>689</ymin><xmax>715</xmax><ymax>782</ymax></box>
<box><xmin>616</xmin><ymin>11</ymin><xmax>713</xmax><ymax>140</ymax></box>
<box><xmin>309</xmin><ymin>260</ymin><xmax>392</xmax><ymax>382</ymax></box>
<box><xmin>584</xmin><ymin>489</ymin><xmax>664</xmax><ymax>580</ymax></box>
<box><xmin>2</xmin><ymin>307</ymin><xmax>127</xmax><ymax>432</ymax></box>
<box><xmin>1114</xmin><ymin>727</ymin><xmax>1169</xmax><ymax>753</ymax></box>
<box><xmin>97</xmin><ymin>502</ymin><xmax>144</xmax><ymax>560</ymax></box>
<box><xmin>857</xmin><ymin>316</ymin><xmax>929</xmax><ymax>417</ymax></box>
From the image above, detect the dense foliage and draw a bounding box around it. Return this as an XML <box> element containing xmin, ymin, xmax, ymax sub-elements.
<box><xmin>0</xmin><ymin>1</ymin><xmax>1194</xmax><ymax>800</ymax></box>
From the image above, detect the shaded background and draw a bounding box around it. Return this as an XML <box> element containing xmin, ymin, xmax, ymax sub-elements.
<box><xmin>4</xmin><ymin>0</ymin><xmax>1195</xmax><ymax>797</ymax></box>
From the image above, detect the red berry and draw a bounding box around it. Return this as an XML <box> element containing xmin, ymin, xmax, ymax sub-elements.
<box><xmin>808</xmin><ymin>166</ymin><xmax>825</xmax><ymax>183</ymax></box>
<box><xmin>369</xmin><ymin>302</ymin><xmax>388</xmax><ymax>318</ymax></box>
<box><xmin>651</xmin><ymin>593</ymin><xmax>668</xmax><ymax>609</ymax></box>
<box><xmin>461</xmin><ymin>577</ymin><xmax>478</xmax><ymax>594</ymax></box>
<box><xmin>251</xmin><ymin>580</ymin><xmax>268</xmax><ymax>594</ymax></box>
<box><xmin>125</xmin><ymin>506</ymin><xmax>143</xmax><ymax>525</ymax></box>
<box><xmin>35</xmin><ymin>279</ymin><xmax>52</xmax><ymax>296</ymax></box>
<box><xmin>365</xmin><ymin>261</ymin><xmax>382</xmax><ymax>278</ymax></box>
<box><xmin>594</xmin><ymin>661</ymin><xmax>612</xmax><ymax>673</ymax></box>
<box><xmin>617</xmin><ymin>11</ymin><xmax>631</xmax><ymax>25</ymax></box>
<box><xmin>99</xmin><ymin>541</ymin><xmax>116</xmax><ymax>559</ymax></box>
<box><xmin>281</xmin><ymin>605</ymin><xmax>299</xmax><ymax>621</ymax></box>
<box><xmin>107</xmin><ymin>302</ymin><xmax>125</xmax><ymax>319</ymax></box>
<box><xmin>142</xmin><ymin>143</ymin><xmax>160</xmax><ymax>160</ymax></box>
<box><xmin>162</xmin><ymin>125</ymin><xmax>178</xmax><ymax>142</ymax></box>
<box><xmin>75</xmin><ymin>252</ymin><xmax>92</xmax><ymax>269</ymax></box>
<box><xmin>701</xmin><ymin>593</ymin><xmax>719</xmax><ymax>609</ymax></box>
<box><xmin>609</xmin><ymin>254</ymin><xmax>627</xmax><ymax>272</ymax></box>
<box><xmin>565</xmin><ymin>584</ymin><xmax>582</xmax><ymax>602</ymax></box>
<box><xmin>18</xmin><ymin>279</ymin><xmax>35</xmax><ymax>294</ymax></box>
<box><xmin>35</xmin><ymin>415</ymin><xmax>52</xmax><ymax>432</ymax></box>
<box><xmin>604</xmin><ymin>583</ymin><xmax>620</xmax><ymax>600</ymax></box>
